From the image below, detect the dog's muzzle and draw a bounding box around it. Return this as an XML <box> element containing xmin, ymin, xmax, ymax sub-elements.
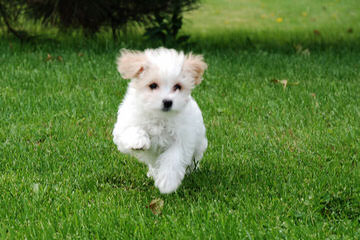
<box><xmin>162</xmin><ymin>99</ymin><xmax>173</xmax><ymax>112</ymax></box>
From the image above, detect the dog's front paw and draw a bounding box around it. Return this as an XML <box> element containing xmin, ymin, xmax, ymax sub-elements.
<box><xmin>125</xmin><ymin>135</ymin><xmax>151</xmax><ymax>151</ymax></box>
<box><xmin>154</xmin><ymin>170</ymin><xmax>183</xmax><ymax>194</ymax></box>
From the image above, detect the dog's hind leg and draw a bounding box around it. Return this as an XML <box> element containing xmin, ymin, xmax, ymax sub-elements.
<box><xmin>187</xmin><ymin>137</ymin><xmax>208</xmax><ymax>174</ymax></box>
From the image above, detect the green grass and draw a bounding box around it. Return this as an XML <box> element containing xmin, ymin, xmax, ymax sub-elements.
<box><xmin>183</xmin><ymin>0</ymin><xmax>360</xmax><ymax>50</ymax></box>
<box><xmin>1</xmin><ymin>0</ymin><xmax>360</xmax><ymax>239</ymax></box>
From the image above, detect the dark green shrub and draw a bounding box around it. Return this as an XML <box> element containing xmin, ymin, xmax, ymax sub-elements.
<box><xmin>144</xmin><ymin>2</ymin><xmax>192</xmax><ymax>46</ymax></box>
<box><xmin>25</xmin><ymin>0</ymin><xmax>200</xmax><ymax>40</ymax></box>
<box><xmin>0</xmin><ymin>0</ymin><xmax>30</xmax><ymax>40</ymax></box>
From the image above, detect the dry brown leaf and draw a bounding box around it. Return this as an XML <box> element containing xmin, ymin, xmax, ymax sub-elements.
<box><xmin>148</xmin><ymin>198</ymin><xmax>164</xmax><ymax>215</ymax></box>
<box><xmin>78</xmin><ymin>52</ymin><xmax>84</xmax><ymax>57</ymax></box>
<box><xmin>271</xmin><ymin>79</ymin><xmax>299</xmax><ymax>90</ymax></box>
<box><xmin>57</xmin><ymin>56</ymin><xmax>63</xmax><ymax>62</ymax></box>
<box><xmin>45</xmin><ymin>53</ymin><xmax>52</xmax><ymax>61</ymax></box>
<box><xmin>313</xmin><ymin>30</ymin><xmax>321</xmax><ymax>36</ymax></box>
<box><xmin>280</xmin><ymin>79</ymin><xmax>288</xmax><ymax>89</ymax></box>
<box><xmin>310</xmin><ymin>93</ymin><xmax>319</xmax><ymax>107</ymax></box>
<box><xmin>271</xmin><ymin>79</ymin><xmax>288</xmax><ymax>89</ymax></box>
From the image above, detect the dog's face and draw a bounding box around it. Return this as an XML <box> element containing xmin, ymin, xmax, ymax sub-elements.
<box><xmin>117</xmin><ymin>48</ymin><xmax>207</xmax><ymax>114</ymax></box>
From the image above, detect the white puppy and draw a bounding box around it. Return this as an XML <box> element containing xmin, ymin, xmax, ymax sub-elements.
<box><xmin>112</xmin><ymin>47</ymin><xmax>208</xmax><ymax>194</ymax></box>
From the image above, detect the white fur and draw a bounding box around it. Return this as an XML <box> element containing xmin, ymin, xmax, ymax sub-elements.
<box><xmin>112</xmin><ymin>47</ymin><xmax>207</xmax><ymax>194</ymax></box>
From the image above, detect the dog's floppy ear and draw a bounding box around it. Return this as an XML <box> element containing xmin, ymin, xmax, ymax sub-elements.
<box><xmin>183</xmin><ymin>53</ymin><xmax>207</xmax><ymax>85</ymax></box>
<box><xmin>117</xmin><ymin>49</ymin><xmax>147</xmax><ymax>79</ymax></box>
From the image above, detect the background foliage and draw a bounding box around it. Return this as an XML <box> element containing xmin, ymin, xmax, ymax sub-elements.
<box><xmin>0</xmin><ymin>0</ymin><xmax>199</xmax><ymax>42</ymax></box>
<box><xmin>0</xmin><ymin>0</ymin><xmax>360</xmax><ymax>238</ymax></box>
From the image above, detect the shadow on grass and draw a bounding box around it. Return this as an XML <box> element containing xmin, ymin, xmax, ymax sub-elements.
<box><xmin>185</xmin><ymin>29</ymin><xmax>360</xmax><ymax>53</ymax></box>
<box><xmin>2</xmin><ymin>28</ymin><xmax>360</xmax><ymax>54</ymax></box>
<box><xmin>98</xmin><ymin>171</ymin><xmax>154</xmax><ymax>192</ymax></box>
<box><xmin>79</xmin><ymin>160</ymin><xmax>249</xmax><ymax>197</ymax></box>
<box><xmin>319</xmin><ymin>191</ymin><xmax>360</xmax><ymax>222</ymax></box>
<box><xmin>78</xmin><ymin>158</ymin><xmax>156</xmax><ymax>193</ymax></box>
<box><xmin>175</xmin><ymin>164</ymin><xmax>251</xmax><ymax>200</ymax></box>
<box><xmin>86</xmin><ymin>163</ymin><xmax>244</xmax><ymax>195</ymax></box>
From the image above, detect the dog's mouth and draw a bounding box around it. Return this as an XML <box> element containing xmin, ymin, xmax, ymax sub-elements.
<box><xmin>162</xmin><ymin>107</ymin><xmax>171</xmax><ymax>112</ymax></box>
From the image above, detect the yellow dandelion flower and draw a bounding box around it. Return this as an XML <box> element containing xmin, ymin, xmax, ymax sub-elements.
<box><xmin>302</xmin><ymin>12</ymin><xmax>307</xmax><ymax>17</ymax></box>
<box><xmin>276</xmin><ymin>17</ymin><xmax>283</xmax><ymax>23</ymax></box>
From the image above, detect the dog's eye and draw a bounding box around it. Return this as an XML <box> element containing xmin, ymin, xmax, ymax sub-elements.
<box><xmin>149</xmin><ymin>83</ymin><xmax>158</xmax><ymax>90</ymax></box>
<box><xmin>173</xmin><ymin>84</ymin><xmax>182</xmax><ymax>91</ymax></box>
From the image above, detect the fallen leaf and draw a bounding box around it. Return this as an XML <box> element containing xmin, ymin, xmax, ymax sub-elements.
<box><xmin>310</xmin><ymin>93</ymin><xmax>319</xmax><ymax>107</ymax></box>
<box><xmin>280</xmin><ymin>79</ymin><xmax>288</xmax><ymax>89</ymax></box>
<box><xmin>271</xmin><ymin>79</ymin><xmax>299</xmax><ymax>90</ymax></box>
<box><xmin>313</xmin><ymin>30</ymin><xmax>321</xmax><ymax>36</ymax></box>
<box><xmin>295</xmin><ymin>44</ymin><xmax>310</xmax><ymax>56</ymax></box>
<box><xmin>301</xmin><ymin>49</ymin><xmax>310</xmax><ymax>56</ymax></box>
<box><xmin>78</xmin><ymin>52</ymin><xmax>84</xmax><ymax>57</ymax></box>
<box><xmin>148</xmin><ymin>198</ymin><xmax>164</xmax><ymax>215</ymax></box>
<box><xmin>57</xmin><ymin>56</ymin><xmax>63</xmax><ymax>62</ymax></box>
<box><xmin>45</xmin><ymin>53</ymin><xmax>52</xmax><ymax>61</ymax></box>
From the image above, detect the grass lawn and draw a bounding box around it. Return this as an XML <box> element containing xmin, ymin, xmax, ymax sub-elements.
<box><xmin>1</xmin><ymin>0</ymin><xmax>360</xmax><ymax>238</ymax></box>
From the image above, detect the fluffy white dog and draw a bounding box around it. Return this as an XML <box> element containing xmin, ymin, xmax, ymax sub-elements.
<box><xmin>112</xmin><ymin>47</ymin><xmax>208</xmax><ymax>194</ymax></box>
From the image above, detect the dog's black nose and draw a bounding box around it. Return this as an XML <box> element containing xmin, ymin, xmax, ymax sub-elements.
<box><xmin>162</xmin><ymin>99</ymin><xmax>173</xmax><ymax>111</ymax></box>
